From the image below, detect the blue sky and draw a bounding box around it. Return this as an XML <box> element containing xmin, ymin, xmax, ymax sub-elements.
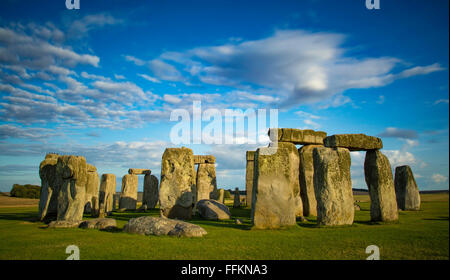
<box><xmin>0</xmin><ymin>0</ymin><xmax>448</xmax><ymax>192</ymax></box>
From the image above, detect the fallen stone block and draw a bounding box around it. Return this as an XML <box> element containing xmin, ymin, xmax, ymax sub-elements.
<box><xmin>79</xmin><ymin>218</ymin><xmax>117</xmax><ymax>230</ymax></box>
<box><xmin>196</xmin><ymin>199</ymin><xmax>231</xmax><ymax>220</ymax></box>
<box><xmin>123</xmin><ymin>216</ymin><xmax>207</xmax><ymax>237</ymax></box>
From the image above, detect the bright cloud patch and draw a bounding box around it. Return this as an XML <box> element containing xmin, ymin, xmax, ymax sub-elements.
<box><xmin>131</xmin><ymin>29</ymin><xmax>445</xmax><ymax>107</ymax></box>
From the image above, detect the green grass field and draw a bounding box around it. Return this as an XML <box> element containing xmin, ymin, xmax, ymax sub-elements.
<box><xmin>0</xmin><ymin>194</ymin><xmax>448</xmax><ymax>260</ymax></box>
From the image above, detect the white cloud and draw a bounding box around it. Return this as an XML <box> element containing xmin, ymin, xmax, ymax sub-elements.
<box><xmin>434</xmin><ymin>99</ymin><xmax>449</xmax><ymax>105</ymax></box>
<box><xmin>0</xmin><ymin>26</ymin><xmax>100</xmax><ymax>70</ymax></box>
<box><xmin>125</xmin><ymin>55</ymin><xmax>146</xmax><ymax>66</ymax></box>
<box><xmin>138</xmin><ymin>73</ymin><xmax>161</xmax><ymax>83</ymax></box>
<box><xmin>431</xmin><ymin>173</ymin><xmax>448</xmax><ymax>184</ymax></box>
<box><xmin>149</xmin><ymin>29</ymin><xmax>443</xmax><ymax>108</ymax></box>
<box><xmin>379</xmin><ymin>127</ymin><xmax>418</xmax><ymax>139</ymax></box>
<box><xmin>68</xmin><ymin>13</ymin><xmax>123</xmax><ymax>39</ymax></box>
<box><xmin>376</xmin><ymin>95</ymin><xmax>385</xmax><ymax>104</ymax></box>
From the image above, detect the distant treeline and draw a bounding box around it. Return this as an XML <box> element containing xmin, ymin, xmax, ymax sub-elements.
<box><xmin>10</xmin><ymin>184</ymin><xmax>41</xmax><ymax>199</ymax></box>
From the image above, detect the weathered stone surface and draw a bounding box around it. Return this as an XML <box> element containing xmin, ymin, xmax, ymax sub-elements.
<box><xmin>251</xmin><ymin>146</ymin><xmax>297</xmax><ymax>229</ymax></box>
<box><xmin>56</xmin><ymin>155</ymin><xmax>87</xmax><ymax>222</ymax></box>
<box><xmin>128</xmin><ymin>168</ymin><xmax>151</xmax><ymax>175</ymax></box>
<box><xmin>364</xmin><ymin>150</ymin><xmax>398</xmax><ymax>222</ymax></box>
<box><xmin>324</xmin><ymin>134</ymin><xmax>383</xmax><ymax>151</ymax></box>
<box><xmin>233</xmin><ymin>188</ymin><xmax>241</xmax><ymax>208</ymax></box>
<box><xmin>269</xmin><ymin>142</ymin><xmax>303</xmax><ymax>217</ymax></box>
<box><xmin>38</xmin><ymin>154</ymin><xmax>60</xmax><ymax>221</ymax></box>
<box><xmin>119</xmin><ymin>174</ymin><xmax>138</xmax><ymax>210</ymax></box>
<box><xmin>245</xmin><ymin>151</ymin><xmax>255</xmax><ymax>207</ymax></box>
<box><xmin>193</xmin><ymin>155</ymin><xmax>216</xmax><ymax>164</ymax></box>
<box><xmin>79</xmin><ymin>218</ymin><xmax>117</xmax><ymax>230</ymax></box>
<box><xmin>246</xmin><ymin>151</ymin><xmax>255</xmax><ymax>161</ymax></box>
<box><xmin>99</xmin><ymin>174</ymin><xmax>116</xmax><ymax>213</ymax></box>
<box><xmin>196</xmin><ymin>199</ymin><xmax>231</xmax><ymax>220</ymax></box>
<box><xmin>268</xmin><ymin>128</ymin><xmax>327</xmax><ymax>145</ymax></box>
<box><xmin>196</xmin><ymin>163</ymin><xmax>217</xmax><ymax>201</ymax></box>
<box><xmin>84</xmin><ymin>164</ymin><xmax>99</xmax><ymax>214</ymax></box>
<box><xmin>159</xmin><ymin>147</ymin><xmax>196</xmax><ymax>220</ymax></box>
<box><xmin>143</xmin><ymin>174</ymin><xmax>159</xmax><ymax>208</ymax></box>
<box><xmin>299</xmin><ymin>145</ymin><xmax>322</xmax><ymax>217</ymax></box>
<box><xmin>48</xmin><ymin>220</ymin><xmax>81</xmax><ymax>228</ymax></box>
<box><xmin>313</xmin><ymin>147</ymin><xmax>354</xmax><ymax>226</ymax></box>
<box><xmin>395</xmin><ymin>165</ymin><xmax>421</xmax><ymax>211</ymax></box>
<box><xmin>123</xmin><ymin>216</ymin><xmax>207</xmax><ymax>237</ymax></box>
<box><xmin>87</xmin><ymin>164</ymin><xmax>97</xmax><ymax>172</ymax></box>
<box><xmin>215</xmin><ymin>188</ymin><xmax>225</xmax><ymax>203</ymax></box>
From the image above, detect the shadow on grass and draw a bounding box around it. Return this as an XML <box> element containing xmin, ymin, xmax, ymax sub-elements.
<box><xmin>423</xmin><ymin>216</ymin><xmax>449</xmax><ymax>221</ymax></box>
<box><xmin>190</xmin><ymin>216</ymin><xmax>252</xmax><ymax>230</ymax></box>
<box><xmin>0</xmin><ymin>211</ymin><xmax>40</xmax><ymax>223</ymax></box>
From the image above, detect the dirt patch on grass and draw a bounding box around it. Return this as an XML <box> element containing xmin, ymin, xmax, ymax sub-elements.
<box><xmin>0</xmin><ymin>195</ymin><xmax>39</xmax><ymax>208</ymax></box>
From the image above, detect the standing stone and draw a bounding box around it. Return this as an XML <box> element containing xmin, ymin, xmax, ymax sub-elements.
<box><xmin>364</xmin><ymin>150</ymin><xmax>398</xmax><ymax>222</ymax></box>
<box><xmin>38</xmin><ymin>154</ymin><xmax>60</xmax><ymax>221</ymax></box>
<box><xmin>119</xmin><ymin>174</ymin><xmax>138</xmax><ymax>210</ymax></box>
<box><xmin>269</xmin><ymin>142</ymin><xmax>303</xmax><ymax>217</ymax></box>
<box><xmin>251</xmin><ymin>146</ymin><xmax>297</xmax><ymax>229</ymax></box>
<box><xmin>143</xmin><ymin>174</ymin><xmax>159</xmax><ymax>208</ymax></box>
<box><xmin>196</xmin><ymin>163</ymin><xmax>217</xmax><ymax>201</ymax></box>
<box><xmin>233</xmin><ymin>188</ymin><xmax>241</xmax><ymax>208</ymax></box>
<box><xmin>99</xmin><ymin>174</ymin><xmax>116</xmax><ymax>213</ymax></box>
<box><xmin>56</xmin><ymin>155</ymin><xmax>88</xmax><ymax>222</ymax></box>
<box><xmin>84</xmin><ymin>164</ymin><xmax>99</xmax><ymax>214</ymax></box>
<box><xmin>159</xmin><ymin>147</ymin><xmax>196</xmax><ymax>220</ymax></box>
<box><xmin>313</xmin><ymin>147</ymin><xmax>354</xmax><ymax>226</ymax></box>
<box><xmin>298</xmin><ymin>145</ymin><xmax>322</xmax><ymax>217</ymax></box>
<box><xmin>215</xmin><ymin>188</ymin><xmax>225</xmax><ymax>204</ymax></box>
<box><xmin>245</xmin><ymin>151</ymin><xmax>255</xmax><ymax>207</ymax></box>
<box><xmin>395</xmin><ymin>165</ymin><xmax>421</xmax><ymax>210</ymax></box>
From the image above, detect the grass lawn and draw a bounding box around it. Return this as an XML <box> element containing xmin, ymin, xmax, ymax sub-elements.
<box><xmin>0</xmin><ymin>194</ymin><xmax>448</xmax><ymax>260</ymax></box>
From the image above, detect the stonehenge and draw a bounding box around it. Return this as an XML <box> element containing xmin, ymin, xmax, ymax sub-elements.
<box><xmin>364</xmin><ymin>150</ymin><xmax>398</xmax><ymax>222</ymax></box>
<box><xmin>159</xmin><ymin>147</ymin><xmax>196</xmax><ymax>220</ymax></box>
<box><xmin>37</xmin><ymin>128</ymin><xmax>420</xmax><ymax>231</ymax></box>
<box><xmin>395</xmin><ymin>165</ymin><xmax>421</xmax><ymax>210</ymax></box>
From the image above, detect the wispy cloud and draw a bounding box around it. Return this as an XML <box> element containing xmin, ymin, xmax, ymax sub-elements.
<box><xmin>379</xmin><ymin>127</ymin><xmax>418</xmax><ymax>139</ymax></box>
